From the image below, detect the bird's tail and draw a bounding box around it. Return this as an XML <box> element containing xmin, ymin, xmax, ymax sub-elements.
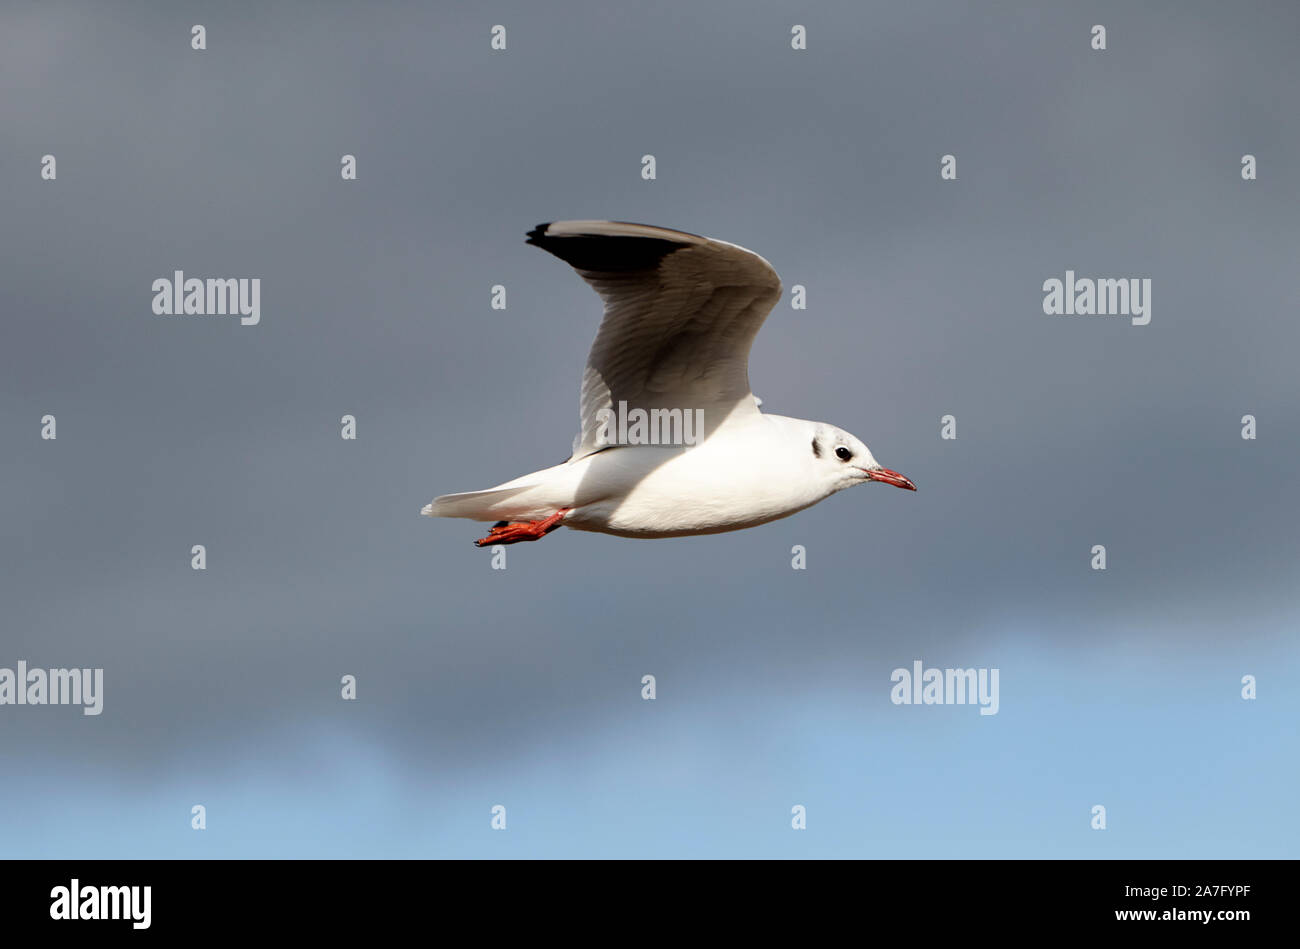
<box><xmin>420</xmin><ymin>485</ymin><xmax>536</xmax><ymax>521</ymax></box>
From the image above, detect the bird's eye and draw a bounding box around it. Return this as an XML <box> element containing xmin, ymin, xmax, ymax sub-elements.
<box><xmin>835</xmin><ymin>446</ymin><xmax>853</xmax><ymax>461</ymax></box>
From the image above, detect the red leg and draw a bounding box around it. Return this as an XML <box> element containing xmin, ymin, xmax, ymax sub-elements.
<box><xmin>474</xmin><ymin>509</ymin><xmax>569</xmax><ymax>547</ymax></box>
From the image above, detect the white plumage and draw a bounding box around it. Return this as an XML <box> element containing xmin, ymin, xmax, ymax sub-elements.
<box><xmin>422</xmin><ymin>221</ymin><xmax>915</xmax><ymax>546</ymax></box>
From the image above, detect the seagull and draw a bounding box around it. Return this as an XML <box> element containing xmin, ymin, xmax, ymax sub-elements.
<box><xmin>422</xmin><ymin>221</ymin><xmax>916</xmax><ymax>547</ymax></box>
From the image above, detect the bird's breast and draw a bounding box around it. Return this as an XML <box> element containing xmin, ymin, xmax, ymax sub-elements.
<box><xmin>566</xmin><ymin>437</ymin><xmax>827</xmax><ymax>536</ymax></box>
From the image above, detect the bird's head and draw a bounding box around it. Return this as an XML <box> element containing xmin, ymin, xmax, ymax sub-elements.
<box><xmin>809</xmin><ymin>423</ymin><xmax>916</xmax><ymax>494</ymax></box>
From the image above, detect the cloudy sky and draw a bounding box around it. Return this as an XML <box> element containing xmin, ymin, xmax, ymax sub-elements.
<box><xmin>1</xmin><ymin>0</ymin><xmax>1297</xmax><ymax>857</ymax></box>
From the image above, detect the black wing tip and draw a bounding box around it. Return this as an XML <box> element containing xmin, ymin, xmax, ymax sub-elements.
<box><xmin>524</xmin><ymin>222</ymin><xmax>690</xmax><ymax>273</ymax></box>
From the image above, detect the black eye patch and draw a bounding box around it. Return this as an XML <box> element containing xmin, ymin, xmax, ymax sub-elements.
<box><xmin>811</xmin><ymin>437</ymin><xmax>821</xmax><ymax>458</ymax></box>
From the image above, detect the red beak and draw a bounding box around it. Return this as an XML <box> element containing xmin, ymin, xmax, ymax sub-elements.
<box><xmin>864</xmin><ymin>467</ymin><xmax>917</xmax><ymax>491</ymax></box>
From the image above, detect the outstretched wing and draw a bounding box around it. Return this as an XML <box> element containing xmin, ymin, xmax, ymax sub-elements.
<box><xmin>526</xmin><ymin>221</ymin><xmax>782</xmax><ymax>459</ymax></box>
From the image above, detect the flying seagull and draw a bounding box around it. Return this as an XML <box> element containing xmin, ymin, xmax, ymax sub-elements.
<box><xmin>422</xmin><ymin>221</ymin><xmax>915</xmax><ymax>546</ymax></box>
